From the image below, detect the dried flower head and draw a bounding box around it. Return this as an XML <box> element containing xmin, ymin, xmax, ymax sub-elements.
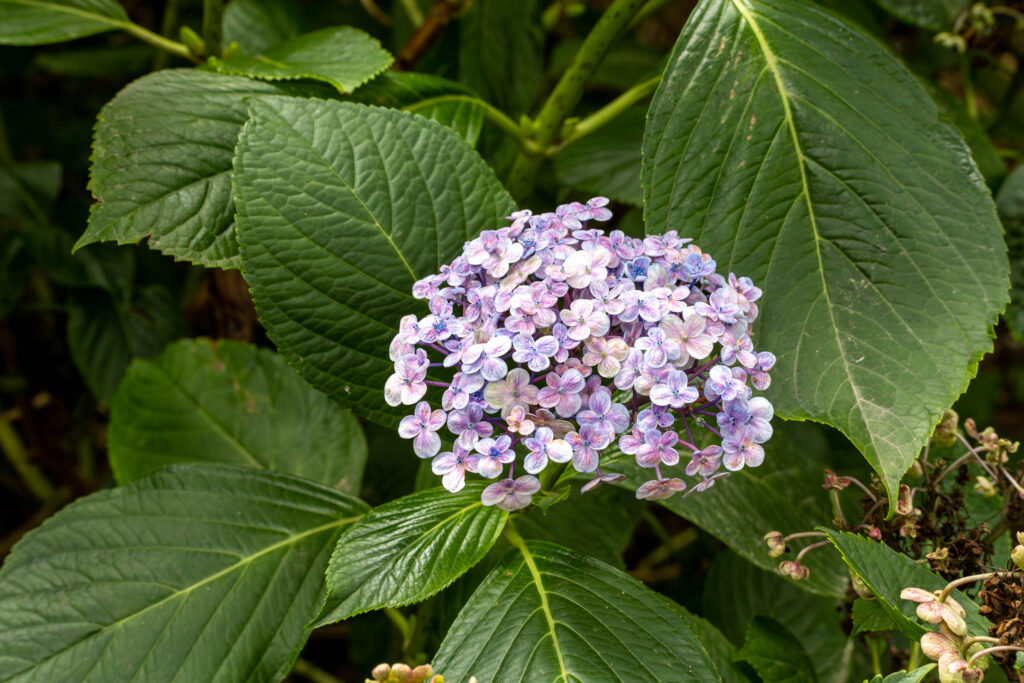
<box><xmin>386</xmin><ymin>199</ymin><xmax>775</xmax><ymax>509</ymax></box>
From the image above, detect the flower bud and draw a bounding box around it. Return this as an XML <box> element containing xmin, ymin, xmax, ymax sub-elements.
<box><xmin>896</xmin><ymin>484</ymin><xmax>914</xmax><ymax>516</ymax></box>
<box><xmin>764</xmin><ymin>531</ymin><xmax>786</xmax><ymax>557</ymax></box>
<box><xmin>867</xmin><ymin>525</ymin><xmax>882</xmax><ymax>540</ymax></box>
<box><xmin>974</xmin><ymin>476</ymin><xmax>997</xmax><ymax>497</ymax></box>
<box><xmin>1012</xmin><ymin>544</ymin><xmax>1024</xmax><ymax>572</ymax></box>
<box><xmin>822</xmin><ymin>469</ymin><xmax>850</xmax><ymax>490</ymax></box>
<box><xmin>779</xmin><ymin>560</ymin><xmax>810</xmax><ymax>581</ymax></box>
<box><xmin>372</xmin><ymin>664</ymin><xmax>392</xmax><ymax>682</ymax></box>
<box><xmin>932</xmin><ymin>409</ymin><xmax>959</xmax><ymax>448</ymax></box>
<box><xmin>410</xmin><ymin>665</ymin><xmax>435</xmax><ymax>683</ymax></box>
<box><xmin>391</xmin><ymin>663</ymin><xmax>413</xmax><ymax>682</ymax></box>
<box><xmin>921</xmin><ymin>632</ymin><xmax>958</xmax><ymax>661</ymax></box>
<box><xmin>850</xmin><ymin>570</ymin><xmax>873</xmax><ymax>599</ymax></box>
<box><xmin>939</xmin><ymin>654</ymin><xmax>965</xmax><ymax>683</ymax></box>
<box><xmin>965</xmin><ymin>643</ymin><xmax>991</xmax><ymax>672</ymax></box>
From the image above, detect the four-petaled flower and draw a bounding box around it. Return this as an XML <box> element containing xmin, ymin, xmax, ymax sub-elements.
<box><xmin>432</xmin><ymin>444</ymin><xmax>480</xmax><ymax>492</ymax></box>
<box><xmin>650</xmin><ymin>370</ymin><xmax>699</xmax><ymax>409</ymax></box>
<box><xmin>484</xmin><ymin>368</ymin><xmax>540</xmax><ymax>417</ymax></box>
<box><xmin>560</xmin><ymin>299</ymin><xmax>610</xmax><ymax>341</ymax></box>
<box><xmin>566</xmin><ymin>425</ymin><xmax>612</xmax><ymax>473</ymax></box>
<box><xmin>537</xmin><ymin>369</ymin><xmax>586</xmax><ymax>417</ymax></box>
<box><xmin>636</xmin><ymin>429</ymin><xmax>681</xmax><ymax>468</ymax></box>
<box><xmin>636</xmin><ymin>478</ymin><xmax>687</xmax><ymax>500</ymax></box>
<box><xmin>482</xmin><ymin>475</ymin><xmax>542</xmax><ymax>511</ymax></box>
<box><xmin>398</xmin><ymin>401</ymin><xmax>447</xmax><ymax>458</ymax></box>
<box><xmin>474</xmin><ymin>435</ymin><xmax>516</xmax><ymax>479</ymax></box>
<box><xmin>575</xmin><ymin>389</ymin><xmax>630</xmax><ymax>438</ymax></box>
<box><xmin>523</xmin><ymin>427</ymin><xmax>573</xmax><ymax>474</ymax></box>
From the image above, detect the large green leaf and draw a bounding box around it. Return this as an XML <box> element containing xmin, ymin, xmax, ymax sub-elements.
<box><xmin>211</xmin><ymin>26</ymin><xmax>392</xmax><ymax>93</ymax></box>
<box><xmin>433</xmin><ymin>539</ymin><xmax>722</xmax><ymax>682</ymax></box>
<box><xmin>704</xmin><ymin>552</ymin><xmax>851</xmax><ymax>683</ymax></box>
<box><xmin>998</xmin><ymin>166</ymin><xmax>1024</xmax><ymax>341</ymax></box>
<box><xmin>233</xmin><ymin>97</ymin><xmax>515</xmax><ymax>428</ymax></box>
<box><xmin>0</xmin><ymin>0</ymin><xmax>128</xmax><ymax>45</ymax></box>
<box><xmin>109</xmin><ymin>338</ymin><xmax>367</xmax><ymax>491</ymax></box>
<box><xmin>642</xmin><ymin>0</ymin><xmax>1008</xmax><ymax>506</ymax></box>
<box><xmin>824</xmin><ymin>529</ymin><xmax>989</xmax><ymax>640</ymax></box>
<box><xmin>67</xmin><ymin>285</ymin><xmax>186</xmax><ymax>401</ymax></box>
<box><xmin>870</xmin><ymin>0</ymin><xmax>959</xmax><ymax>30</ymax></box>
<box><xmin>735</xmin><ymin>616</ymin><xmax>817</xmax><ymax>683</ymax></box>
<box><xmin>314</xmin><ymin>484</ymin><xmax>506</xmax><ymax>625</ymax></box>
<box><xmin>680</xmin><ymin>612</ymin><xmax>755</xmax><ymax>683</ymax></box>
<box><xmin>868</xmin><ymin>666</ymin><xmax>938</xmax><ymax>683</ymax></box>
<box><xmin>458</xmin><ymin>0</ymin><xmax>543</xmax><ymax>118</ymax></box>
<box><xmin>350</xmin><ymin>71</ymin><xmax>486</xmax><ymax>145</ymax></box>
<box><xmin>77</xmin><ymin>69</ymin><xmax>328</xmax><ymax>269</ymax></box>
<box><xmin>222</xmin><ymin>0</ymin><xmax>300</xmax><ymax>54</ymax></box>
<box><xmin>0</xmin><ymin>465</ymin><xmax>368</xmax><ymax>682</ymax></box>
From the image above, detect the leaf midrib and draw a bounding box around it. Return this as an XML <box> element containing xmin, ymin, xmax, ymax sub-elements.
<box><xmin>506</xmin><ymin>534</ymin><xmax>569</xmax><ymax>682</ymax></box>
<box><xmin>11</xmin><ymin>515</ymin><xmax>361</xmax><ymax>677</ymax></box>
<box><xmin>727</xmin><ymin>0</ymin><xmax>880</xmax><ymax>474</ymax></box>
<box><xmin>3</xmin><ymin>0</ymin><xmax>128</xmax><ymax>28</ymax></box>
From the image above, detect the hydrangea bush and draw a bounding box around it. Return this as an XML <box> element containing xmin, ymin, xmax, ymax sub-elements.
<box><xmin>388</xmin><ymin>199</ymin><xmax>775</xmax><ymax>508</ymax></box>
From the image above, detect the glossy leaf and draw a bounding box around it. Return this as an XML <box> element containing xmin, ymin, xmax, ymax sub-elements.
<box><xmin>681</xmin><ymin>611</ymin><xmax>755</xmax><ymax>683</ymax></box>
<box><xmin>109</xmin><ymin>338</ymin><xmax>367</xmax><ymax>491</ymax></box>
<box><xmin>433</xmin><ymin>540</ymin><xmax>721</xmax><ymax>682</ymax></box>
<box><xmin>77</xmin><ymin>69</ymin><xmax>329</xmax><ymax>268</ymax></box>
<box><xmin>233</xmin><ymin>97</ymin><xmax>515</xmax><ymax>428</ymax></box>
<box><xmin>870</xmin><ymin>0</ymin><xmax>959</xmax><ymax>30</ymax></box>
<box><xmin>350</xmin><ymin>71</ymin><xmax>486</xmax><ymax>145</ymax></box>
<box><xmin>704</xmin><ymin>552</ymin><xmax>851</xmax><ymax>683</ymax></box>
<box><xmin>998</xmin><ymin>166</ymin><xmax>1024</xmax><ymax>341</ymax></box>
<box><xmin>211</xmin><ymin>26</ymin><xmax>392</xmax><ymax>93</ymax></box>
<box><xmin>67</xmin><ymin>285</ymin><xmax>186</xmax><ymax>401</ymax></box>
<box><xmin>851</xmin><ymin>598</ymin><xmax>898</xmax><ymax>636</ymax></box>
<box><xmin>0</xmin><ymin>0</ymin><xmax>128</xmax><ymax>45</ymax></box>
<box><xmin>0</xmin><ymin>465</ymin><xmax>368</xmax><ymax>681</ymax></box>
<box><xmin>824</xmin><ymin>529</ymin><xmax>989</xmax><ymax>639</ymax></box>
<box><xmin>555</xmin><ymin>106</ymin><xmax>644</xmax><ymax>207</ymax></box>
<box><xmin>642</xmin><ymin>0</ymin><xmax>1008</xmax><ymax>505</ymax></box>
<box><xmin>314</xmin><ymin>484</ymin><xmax>506</xmax><ymax>625</ymax></box>
<box><xmin>735</xmin><ymin>616</ymin><xmax>817</xmax><ymax>683</ymax></box>
<box><xmin>222</xmin><ymin>0</ymin><xmax>300</xmax><ymax>54</ymax></box>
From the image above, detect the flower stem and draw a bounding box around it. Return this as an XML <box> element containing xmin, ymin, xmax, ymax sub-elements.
<box><xmin>552</xmin><ymin>75</ymin><xmax>661</xmax><ymax>152</ymax></box>
<box><xmin>505</xmin><ymin>0</ymin><xmax>648</xmax><ymax>199</ymax></box>
<box><xmin>0</xmin><ymin>408</ymin><xmax>59</xmax><ymax>504</ymax></box>
<box><xmin>794</xmin><ymin>539</ymin><xmax>830</xmax><ymax>564</ymax></box>
<box><xmin>202</xmin><ymin>0</ymin><xmax>225</xmax><ymax>57</ymax></box>
<box><xmin>119</xmin><ymin>18</ymin><xmax>196</xmax><ymax>61</ymax></box>
<box><xmin>968</xmin><ymin>645</ymin><xmax>1024</xmax><ymax>669</ymax></box>
<box><xmin>938</xmin><ymin>571</ymin><xmax>1022</xmax><ymax>603</ymax></box>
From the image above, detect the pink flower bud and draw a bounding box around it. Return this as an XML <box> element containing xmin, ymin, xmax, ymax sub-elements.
<box><xmin>779</xmin><ymin>560</ymin><xmax>810</xmax><ymax>581</ymax></box>
<box><xmin>921</xmin><ymin>632</ymin><xmax>958</xmax><ymax>661</ymax></box>
<box><xmin>764</xmin><ymin>531</ymin><xmax>786</xmax><ymax>557</ymax></box>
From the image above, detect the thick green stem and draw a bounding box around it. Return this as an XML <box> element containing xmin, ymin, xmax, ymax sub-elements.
<box><xmin>0</xmin><ymin>410</ymin><xmax>58</xmax><ymax>504</ymax></box>
<box><xmin>404</xmin><ymin>95</ymin><xmax>530</xmax><ymax>146</ymax></box>
<box><xmin>119</xmin><ymin>20</ymin><xmax>195</xmax><ymax>61</ymax></box>
<box><xmin>202</xmin><ymin>0</ymin><xmax>225</xmax><ymax>57</ymax></box>
<box><xmin>552</xmin><ymin>75</ymin><xmax>660</xmax><ymax>152</ymax></box>
<box><xmin>505</xmin><ymin>0</ymin><xmax>648</xmax><ymax>199</ymax></box>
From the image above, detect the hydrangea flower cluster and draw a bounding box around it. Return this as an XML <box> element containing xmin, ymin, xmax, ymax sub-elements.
<box><xmin>387</xmin><ymin>198</ymin><xmax>776</xmax><ymax>511</ymax></box>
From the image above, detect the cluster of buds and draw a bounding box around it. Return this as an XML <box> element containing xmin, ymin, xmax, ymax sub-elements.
<box><xmin>387</xmin><ymin>198</ymin><xmax>775</xmax><ymax>510</ymax></box>
<box><xmin>964</xmin><ymin>419</ymin><xmax>1020</xmax><ymax>468</ymax></box>
<box><xmin>367</xmin><ymin>663</ymin><xmax>455</xmax><ymax>683</ymax></box>
<box><xmin>902</xmin><ymin>587</ymin><xmax>993</xmax><ymax>683</ymax></box>
<box><xmin>762</xmin><ymin>530</ymin><xmax>830</xmax><ymax>580</ymax></box>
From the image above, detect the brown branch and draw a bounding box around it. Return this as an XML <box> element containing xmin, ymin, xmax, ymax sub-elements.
<box><xmin>396</xmin><ymin>0</ymin><xmax>472</xmax><ymax>70</ymax></box>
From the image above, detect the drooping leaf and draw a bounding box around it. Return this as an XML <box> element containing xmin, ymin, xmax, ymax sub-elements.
<box><xmin>704</xmin><ymin>552</ymin><xmax>851</xmax><ymax>683</ymax></box>
<box><xmin>642</xmin><ymin>0</ymin><xmax>1008</xmax><ymax>506</ymax></box>
<box><xmin>433</xmin><ymin>539</ymin><xmax>721</xmax><ymax>682</ymax></box>
<box><xmin>458</xmin><ymin>0</ymin><xmax>543</xmax><ymax>118</ymax></box>
<box><xmin>824</xmin><ymin>529</ymin><xmax>989</xmax><ymax>639</ymax></box>
<box><xmin>350</xmin><ymin>71</ymin><xmax>486</xmax><ymax>145</ymax></box>
<box><xmin>77</xmin><ymin>69</ymin><xmax>332</xmax><ymax>269</ymax></box>
<box><xmin>998</xmin><ymin>166</ymin><xmax>1024</xmax><ymax>341</ymax></box>
<box><xmin>233</xmin><ymin>97</ymin><xmax>515</xmax><ymax>428</ymax></box>
<box><xmin>869</xmin><ymin>0</ymin><xmax>960</xmax><ymax>30</ymax></box>
<box><xmin>67</xmin><ymin>285</ymin><xmax>186</xmax><ymax>401</ymax></box>
<box><xmin>0</xmin><ymin>0</ymin><xmax>128</xmax><ymax>45</ymax></box>
<box><xmin>109</xmin><ymin>338</ymin><xmax>367</xmax><ymax>491</ymax></box>
<box><xmin>314</xmin><ymin>484</ymin><xmax>506</xmax><ymax>625</ymax></box>
<box><xmin>555</xmin><ymin>106</ymin><xmax>645</xmax><ymax>207</ymax></box>
<box><xmin>222</xmin><ymin>0</ymin><xmax>300</xmax><ymax>54</ymax></box>
<box><xmin>851</xmin><ymin>598</ymin><xmax>898</xmax><ymax>636</ymax></box>
<box><xmin>735</xmin><ymin>616</ymin><xmax>817</xmax><ymax>683</ymax></box>
<box><xmin>0</xmin><ymin>465</ymin><xmax>368</xmax><ymax>682</ymax></box>
<box><xmin>211</xmin><ymin>26</ymin><xmax>392</xmax><ymax>93</ymax></box>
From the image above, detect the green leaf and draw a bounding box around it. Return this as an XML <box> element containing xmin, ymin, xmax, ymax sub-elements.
<box><xmin>0</xmin><ymin>464</ymin><xmax>368</xmax><ymax>681</ymax></box>
<box><xmin>869</xmin><ymin>0</ymin><xmax>960</xmax><ymax>30</ymax></box>
<box><xmin>514</xmin><ymin>484</ymin><xmax>642</xmax><ymax>567</ymax></box>
<box><xmin>458</xmin><ymin>0</ymin><xmax>543</xmax><ymax>117</ymax></box>
<box><xmin>77</xmin><ymin>69</ymin><xmax>326</xmax><ymax>269</ymax></box>
<box><xmin>233</xmin><ymin>97</ymin><xmax>515</xmax><ymax>428</ymax></box>
<box><xmin>642</xmin><ymin>0</ymin><xmax>1008</xmax><ymax>506</ymax></box>
<box><xmin>704</xmin><ymin>552</ymin><xmax>851</xmax><ymax>683</ymax></box>
<box><xmin>824</xmin><ymin>529</ymin><xmax>989</xmax><ymax>639</ymax></box>
<box><xmin>998</xmin><ymin>166</ymin><xmax>1024</xmax><ymax>342</ymax></box>
<box><xmin>433</xmin><ymin>539</ymin><xmax>722</xmax><ymax>682</ymax></box>
<box><xmin>735</xmin><ymin>616</ymin><xmax>817</xmax><ymax>683</ymax></box>
<box><xmin>350</xmin><ymin>71</ymin><xmax>486</xmax><ymax>145</ymax></box>
<box><xmin>0</xmin><ymin>0</ymin><xmax>128</xmax><ymax>45</ymax></box>
<box><xmin>851</xmin><ymin>597</ymin><xmax>899</xmax><ymax>635</ymax></box>
<box><xmin>211</xmin><ymin>26</ymin><xmax>392</xmax><ymax>93</ymax></box>
<box><xmin>924</xmin><ymin>82</ymin><xmax>1006</xmax><ymax>186</ymax></box>
<box><xmin>592</xmin><ymin>425</ymin><xmax>849</xmax><ymax>597</ymax></box>
<box><xmin>868</xmin><ymin>665</ymin><xmax>938</xmax><ymax>683</ymax></box>
<box><xmin>555</xmin><ymin>106</ymin><xmax>644</xmax><ymax>207</ymax></box>
<box><xmin>222</xmin><ymin>0</ymin><xmax>300</xmax><ymax>54</ymax></box>
<box><xmin>67</xmin><ymin>285</ymin><xmax>186</xmax><ymax>401</ymax></box>
<box><xmin>314</xmin><ymin>484</ymin><xmax>506</xmax><ymax>626</ymax></box>
<box><xmin>680</xmin><ymin>611</ymin><xmax>756</xmax><ymax>683</ymax></box>
<box><xmin>0</xmin><ymin>161</ymin><xmax>61</xmax><ymax>220</ymax></box>
<box><xmin>109</xmin><ymin>338</ymin><xmax>367</xmax><ymax>491</ymax></box>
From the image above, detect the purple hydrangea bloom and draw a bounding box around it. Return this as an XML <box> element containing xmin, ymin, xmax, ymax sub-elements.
<box><xmin>384</xmin><ymin>198</ymin><xmax>775</xmax><ymax>506</ymax></box>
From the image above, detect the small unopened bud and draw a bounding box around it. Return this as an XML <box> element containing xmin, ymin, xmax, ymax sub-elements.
<box><xmin>822</xmin><ymin>469</ymin><xmax>851</xmax><ymax>490</ymax></box>
<box><xmin>372</xmin><ymin>664</ymin><xmax>392</xmax><ymax>681</ymax></box>
<box><xmin>391</xmin><ymin>663</ymin><xmax>413</xmax><ymax>682</ymax></box>
<box><xmin>921</xmin><ymin>631</ymin><xmax>958</xmax><ymax>661</ymax></box>
<box><xmin>927</xmin><ymin>546</ymin><xmax>949</xmax><ymax>571</ymax></box>
<box><xmin>964</xmin><ymin>418</ymin><xmax>981</xmax><ymax>440</ymax></box>
<box><xmin>410</xmin><ymin>665</ymin><xmax>435</xmax><ymax>683</ymax></box>
<box><xmin>779</xmin><ymin>560</ymin><xmax>810</xmax><ymax>581</ymax></box>
<box><xmin>974</xmin><ymin>476</ymin><xmax>998</xmax><ymax>497</ymax></box>
<box><xmin>867</xmin><ymin>525</ymin><xmax>882</xmax><ymax>541</ymax></box>
<box><xmin>1017</xmin><ymin>531</ymin><xmax>1024</xmax><ymax>546</ymax></box>
<box><xmin>933</xmin><ymin>409</ymin><xmax>959</xmax><ymax>448</ymax></box>
<box><xmin>764</xmin><ymin>531</ymin><xmax>786</xmax><ymax>557</ymax></box>
<box><xmin>896</xmin><ymin>484</ymin><xmax>914</xmax><ymax>516</ymax></box>
<box><xmin>850</xmin><ymin>570</ymin><xmax>873</xmax><ymax>599</ymax></box>
<box><xmin>1012</xmin><ymin>545</ymin><xmax>1024</xmax><ymax>572</ymax></box>
<box><xmin>939</xmin><ymin>653</ymin><xmax>965</xmax><ymax>683</ymax></box>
